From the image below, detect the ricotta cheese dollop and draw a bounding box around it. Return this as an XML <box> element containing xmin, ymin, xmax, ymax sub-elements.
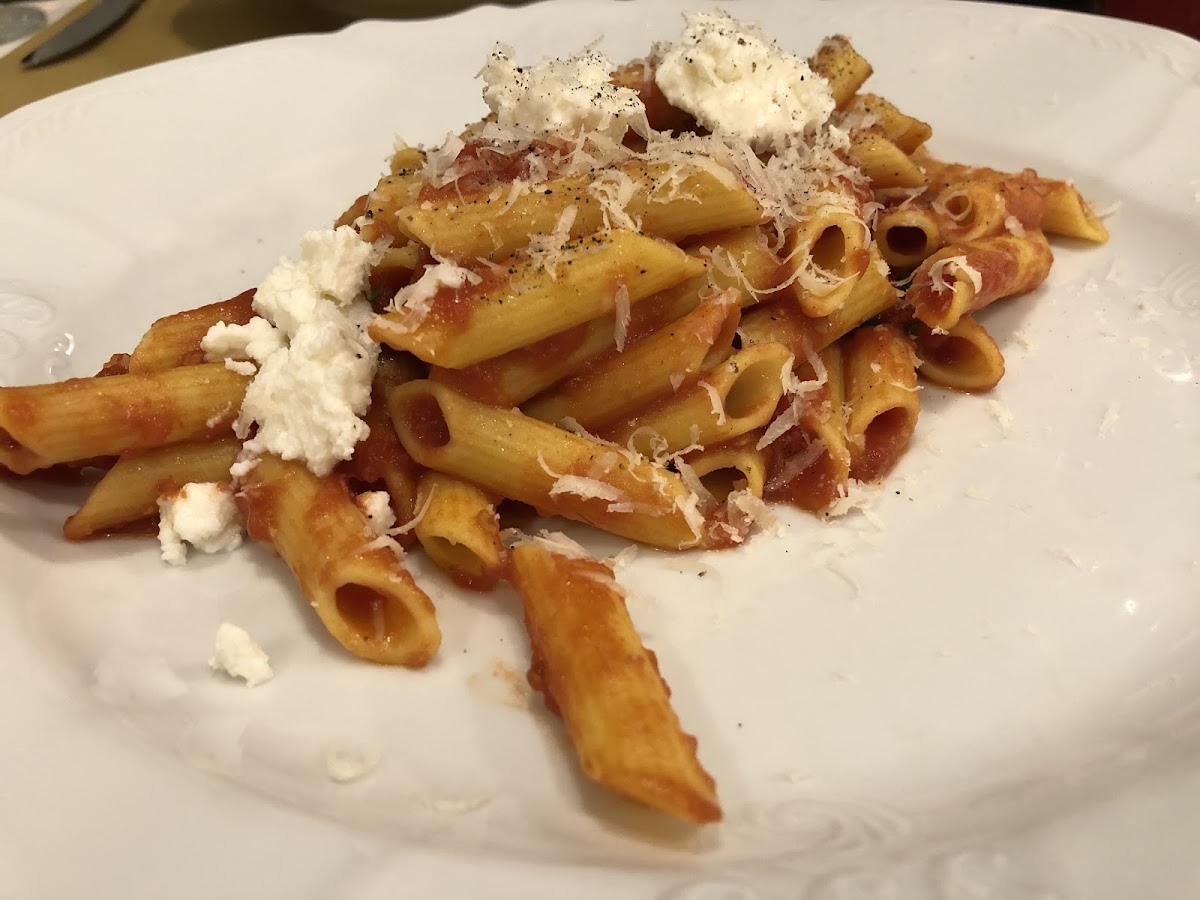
<box><xmin>201</xmin><ymin>225</ymin><xmax>383</xmax><ymax>477</ymax></box>
<box><xmin>480</xmin><ymin>44</ymin><xmax>647</xmax><ymax>141</ymax></box>
<box><xmin>654</xmin><ymin>11</ymin><xmax>835</xmax><ymax>150</ymax></box>
<box><xmin>209</xmin><ymin>622</ymin><xmax>273</xmax><ymax>687</ymax></box>
<box><xmin>157</xmin><ymin>482</ymin><xmax>243</xmax><ymax>566</ymax></box>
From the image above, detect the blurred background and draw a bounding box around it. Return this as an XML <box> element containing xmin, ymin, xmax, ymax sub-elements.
<box><xmin>0</xmin><ymin>0</ymin><xmax>1196</xmax><ymax>119</ymax></box>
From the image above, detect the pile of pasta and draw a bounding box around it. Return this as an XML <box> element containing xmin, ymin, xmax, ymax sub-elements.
<box><xmin>0</xmin><ymin>34</ymin><xmax>1105</xmax><ymax>826</ymax></box>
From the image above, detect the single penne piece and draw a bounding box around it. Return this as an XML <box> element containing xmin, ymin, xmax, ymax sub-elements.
<box><xmin>875</xmin><ymin>201</ymin><xmax>943</xmax><ymax>270</ymax></box>
<box><xmin>911</xmin><ymin>314</ymin><xmax>1006</xmax><ymax>392</ymax></box>
<box><xmin>809</xmin><ymin>35</ymin><xmax>873</xmax><ymax>108</ymax></box>
<box><xmin>907</xmin><ymin>230</ymin><xmax>1053</xmax><ymax>331</ymax></box>
<box><xmin>684</xmin><ymin>434</ymin><xmax>767</xmax><ymax>502</ymax></box>
<box><xmin>843</xmin><ymin>323</ymin><xmax>920</xmax><ymax>482</ymax></box>
<box><xmin>739</xmin><ymin>249</ymin><xmax>897</xmax><ymax>356</ymax></box>
<box><xmin>370</xmin><ymin>230</ymin><xmax>706</xmax><ymax>369</ymax></box>
<box><xmin>387</xmin><ymin>145</ymin><xmax>426</xmax><ymax>177</ymax></box>
<box><xmin>334</xmin><ymin>194</ymin><xmax>369</xmax><ymax>229</ymax></box>
<box><xmin>357</xmin><ymin>153</ymin><xmax>429</xmax><ymax>244</ymax></box>
<box><xmin>412</xmin><ymin>472</ymin><xmax>505</xmax><ymax>590</ymax></box>
<box><xmin>0</xmin><ymin>364</ymin><xmax>247</xmax><ymax>475</ymax></box>
<box><xmin>339</xmin><ymin>352</ymin><xmax>425</xmax><ymax>534</ymax></box>
<box><xmin>62</xmin><ymin>438</ymin><xmax>241</xmax><ymax>540</ymax></box>
<box><xmin>522</xmin><ymin>289</ymin><xmax>740</xmax><ymax>432</ymax></box>
<box><xmin>685</xmin><ymin>226</ymin><xmax>786</xmax><ymax>307</ymax></box>
<box><xmin>128</xmin><ymin>290</ymin><xmax>256</xmax><ymax>374</ymax></box>
<box><xmin>428</xmin><ymin>283</ymin><xmax>703</xmax><ymax>408</ymax></box>
<box><xmin>848</xmin><ymin>132</ymin><xmax>927</xmax><ymax>189</ymax></box>
<box><xmin>509</xmin><ymin>541</ymin><xmax>721</xmax><ymax>824</ymax></box>
<box><xmin>762</xmin><ymin>344</ymin><xmax>851</xmax><ymax>512</ymax></box>
<box><xmin>240</xmin><ymin>453</ymin><xmax>441</xmax><ymax>667</ymax></box>
<box><xmin>784</xmin><ymin>183</ymin><xmax>872</xmax><ymax>316</ymax></box>
<box><xmin>396</xmin><ymin>159</ymin><xmax>764</xmax><ymax>260</ymax></box>
<box><xmin>388</xmin><ymin>380</ymin><xmax>729</xmax><ymax>550</ymax></box>
<box><xmin>1042</xmin><ymin>181</ymin><xmax>1109</xmax><ymax>243</ymax></box>
<box><xmin>914</xmin><ymin>154</ymin><xmax>1108</xmax><ymax>243</ymax></box>
<box><xmin>843</xmin><ymin>93</ymin><xmax>932</xmax><ymax>153</ymax></box>
<box><xmin>604</xmin><ymin>341</ymin><xmax>792</xmax><ymax>455</ymax></box>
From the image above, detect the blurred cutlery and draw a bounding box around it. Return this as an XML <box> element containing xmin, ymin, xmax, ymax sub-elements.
<box><xmin>21</xmin><ymin>0</ymin><xmax>139</xmax><ymax>68</ymax></box>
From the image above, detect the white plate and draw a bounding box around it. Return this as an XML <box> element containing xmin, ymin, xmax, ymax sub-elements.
<box><xmin>1</xmin><ymin>2</ymin><xmax>1198</xmax><ymax>897</ymax></box>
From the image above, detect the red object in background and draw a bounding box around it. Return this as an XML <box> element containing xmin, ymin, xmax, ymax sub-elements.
<box><xmin>1104</xmin><ymin>0</ymin><xmax>1200</xmax><ymax>40</ymax></box>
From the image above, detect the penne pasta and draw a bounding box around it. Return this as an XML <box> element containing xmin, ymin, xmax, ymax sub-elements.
<box><xmin>604</xmin><ymin>341</ymin><xmax>793</xmax><ymax>455</ymax></box>
<box><xmin>240</xmin><ymin>454</ymin><xmax>441</xmax><ymax>666</ymax></box>
<box><xmin>762</xmin><ymin>344</ymin><xmax>851</xmax><ymax>512</ymax></box>
<box><xmin>358</xmin><ymin>151</ymin><xmax>429</xmax><ymax>244</ymax></box>
<box><xmin>0</xmin><ymin>364</ymin><xmax>247</xmax><ymax>475</ymax></box>
<box><xmin>685</xmin><ymin>225</ymin><xmax>787</xmax><ymax>307</ymax></box>
<box><xmin>428</xmin><ymin>280</ymin><xmax>703</xmax><ymax>408</ymax></box>
<box><xmin>915</xmin><ymin>153</ymin><xmax>1108</xmax><ymax>243</ymax></box>
<box><xmin>128</xmin><ymin>290</ymin><xmax>256</xmax><ymax>374</ymax></box>
<box><xmin>911</xmin><ymin>314</ymin><xmax>1006</xmax><ymax>393</ymax></box>
<box><xmin>842</xmin><ymin>93</ymin><xmax>932</xmax><ymax>153</ymax></box>
<box><xmin>370</xmin><ymin>229</ymin><xmax>706</xmax><ymax>369</ymax></box>
<box><xmin>1042</xmin><ymin>180</ymin><xmax>1109</xmax><ymax>243</ymax></box>
<box><xmin>63</xmin><ymin>438</ymin><xmax>241</xmax><ymax>541</ymax></box>
<box><xmin>684</xmin><ymin>434</ymin><xmax>767</xmax><ymax>502</ymax></box>
<box><xmin>412</xmin><ymin>472</ymin><xmax>506</xmax><ymax>590</ymax></box>
<box><xmin>522</xmin><ymin>289</ymin><xmax>740</xmax><ymax>432</ymax></box>
<box><xmin>388</xmin><ymin>380</ymin><xmax>732</xmax><ymax>550</ymax></box>
<box><xmin>809</xmin><ymin>35</ymin><xmax>873</xmax><ymax>108</ymax></box>
<box><xmin>783</xmin><ymin>180</ymin><xmax>872</xmax><ymax>316</ymax></box>
<box><xmin>397</xmin><ymin>160</ymin><xmax>764</xmax><ymax>260</ymax></box>
<box><xmin>847</xmin><ymin>132</ymin><xmax>926</xmax><ymax>189</ymax></box>
<box><xmin>908</xmin><ymin>230</ymin><xmax>1054</xmax><ymax>331</ymax></box>
<box><xmin>875</xmin><ymin>202</ymin><xmax>943</xmax><ymax>270</ymax></box>
<box><xmin>739</xmin><ymin>248</ymin><xmax>897</xmax><ymax>357</ymax></box>
<box><xmin>843</xmin><ymin>324</ymin><xmax>920</xmax><ymax>482</ymax></box>
<box><xmin>510</xmin><ymin>541</ymin><xmax>721</xmax><ymax>824</ymax></box>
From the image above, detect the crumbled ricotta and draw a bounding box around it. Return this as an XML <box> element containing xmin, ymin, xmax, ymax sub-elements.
<box><xmin>201</xmin><ymin>225</ymin><xmax>383</xmax><ymax>477</ymax></box>
<box><xmin>157</xmin><ymin>482</ymin><xmax>243</xmax><ymax>566</ymax></box>
<box><xmin>654</xmin><ymin>11</ymin><xmax>835</xmax><ymax>150</ymax></box>
<box><xmin>355</xmin><ymin>491</ymin><xmax>397</xmax><ymax>535</ymax></box>
<box><xmin>209</xmin><ymin>622</ymin><xmax>273</xmax><ymax>687</ymax></box>
<box><xmin>480</xmin><ymin>44</ymin><xmax>647</xmax><ymax>140</ymax></box>
<box><xmin>203</xmin><ymin>315</ymin><xmax>285</xmax><ymax>363</ymax></box>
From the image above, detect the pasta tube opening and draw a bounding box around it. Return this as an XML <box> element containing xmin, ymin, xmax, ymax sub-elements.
<box><xmin>854</xmin><ymin>406</ymin><xmax>918</xmax><ymax>483</ymax></box>
<box><xmin>403</xmin><ymin>391</ymin><xmax>452</xmax><ymax>450</ymax></box>
<box><xmin>723</xmin><ymin>353</ymin><xmax>788</xmax><ymax>421</ymax></box>
<box><xmin>335</xmin><ymin>582</ymin><xmax>416</xmax><ymax>648</ymax></box>
<box><xmin>811</xmin><ymin>226</ymin><xmax>848</xmax><ymax>276</ymax></box>
<box><xmin>912</xmin><ymin>316</ymin><xmax>1005</xmax><ymax>392</ymax></box>
<box><xmin>884</xmin><ymin>225</ymin><xmax>934</xmax><ymax>259</ymax></box>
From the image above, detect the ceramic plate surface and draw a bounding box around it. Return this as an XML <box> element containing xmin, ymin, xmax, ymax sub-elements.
<box><xmin>0</xmin><ymin>2</ymin><xmax>1197</xmax><ymax>897</ymax></box>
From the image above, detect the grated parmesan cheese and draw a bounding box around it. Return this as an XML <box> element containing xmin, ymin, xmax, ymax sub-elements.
<box><xmin>1098</xmin><ymin>402</ymin><xmax>1120</xmax><ymax>436</ymax></box>
<box><xmin>986</xmin><ymin>399</ymin><xmax>1015</xmax><ymax>437</ymax></box>
<box><xmin>928</xmin><ymin>255</ymin><xmax>983</xmax><ymax>295</ymax></box>
<box><xmin>613</xmin><ymin>283</ymin><xmax>631</xmax><ymax>352</ymax></box>
<box><xmin>698</xmin><ymin>379</ymin><xmax>727</xmax><ymax>424</ymax></box>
